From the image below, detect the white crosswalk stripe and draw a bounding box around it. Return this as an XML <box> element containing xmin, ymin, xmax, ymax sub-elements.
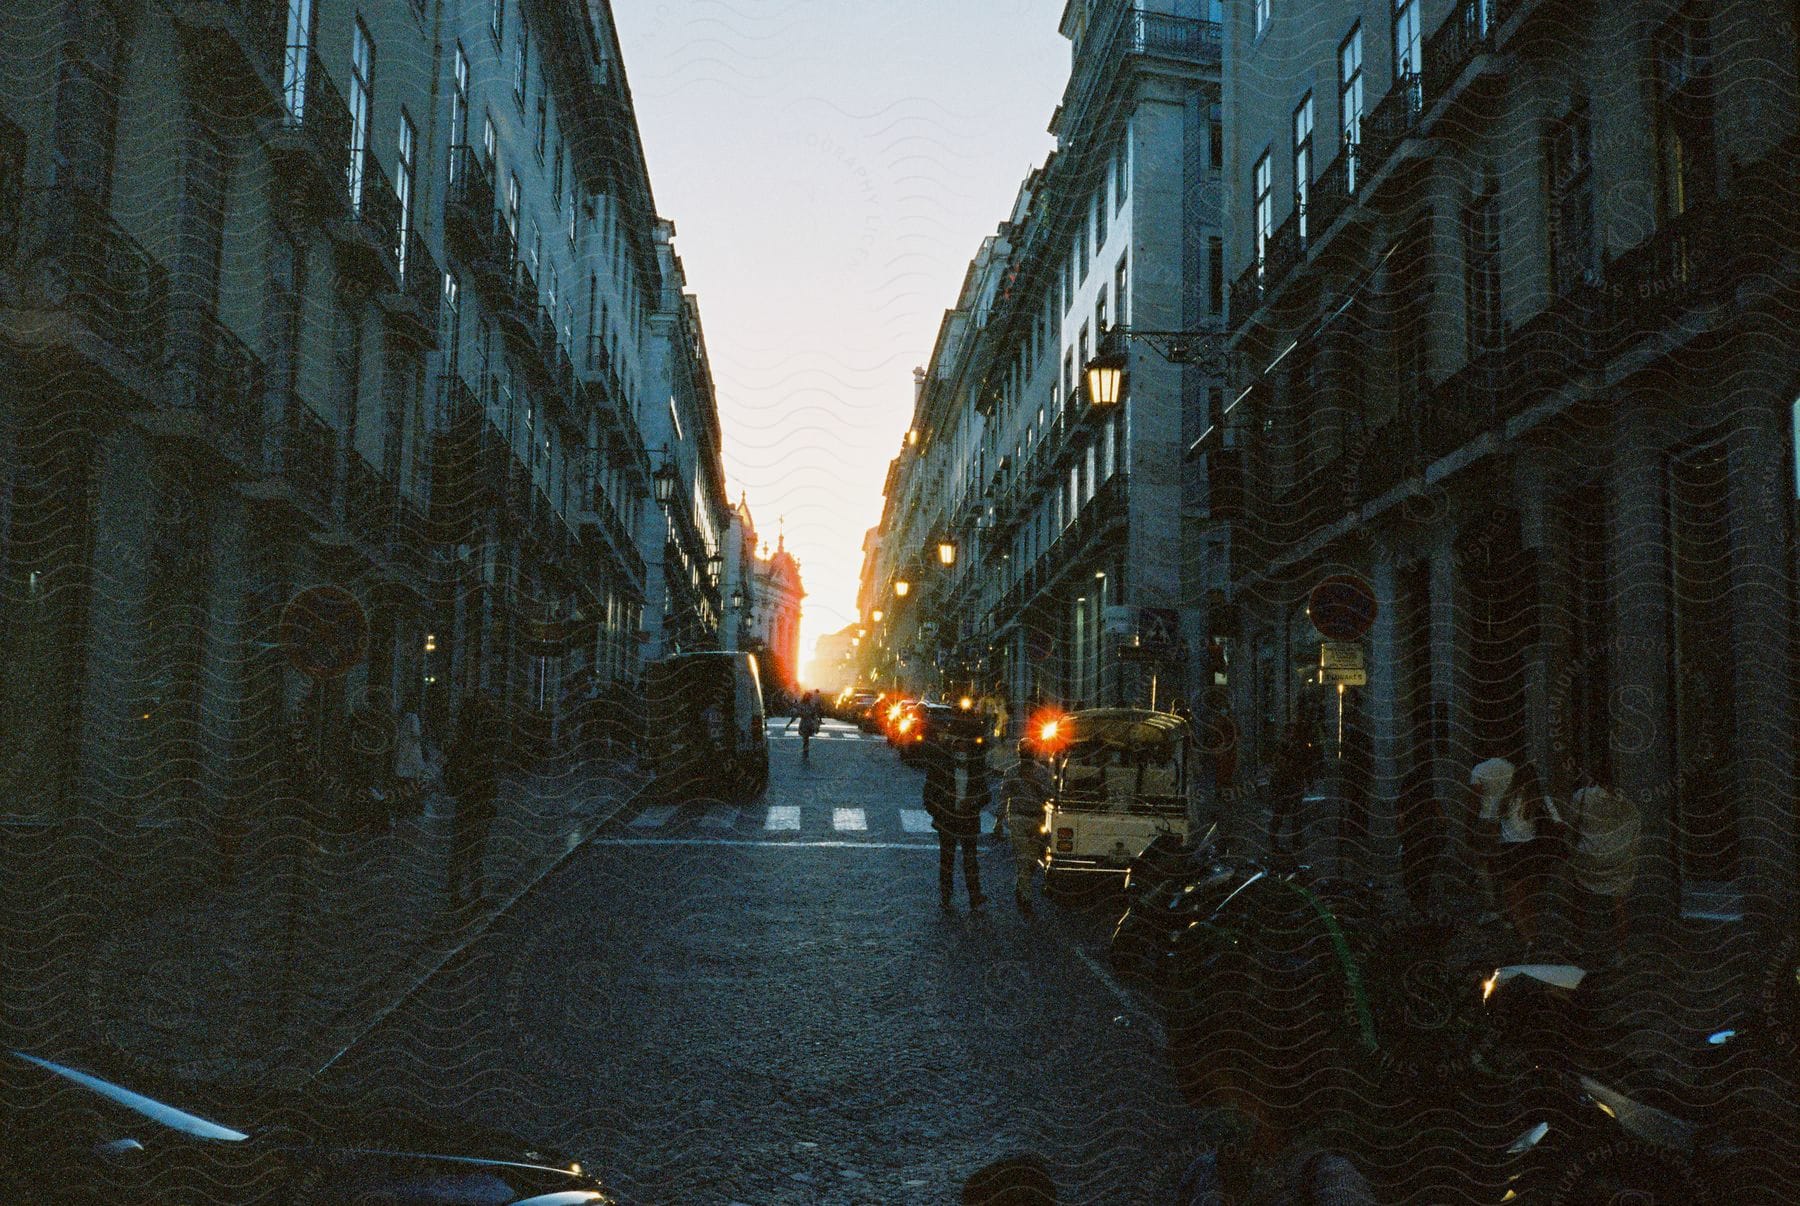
<box><xmin>831</xmin><ymin>807</ymin><xmax>866</xmax><ymax>832</ymax></box>
<box><xmin>630</xmin><ymin>805</ymin><xmax>678</xmax><ymax>829</ymax></box>
<box><xmin>763</xmin><ymin>805</ymin><xmax>801</xmax><ymax>831</ymax></box>
<box><xmin>899</xmin><ymin>809</ymin><xmax>935</xmax><ymax>834</ymax></box>
<box><xmin>696</xmin><ymin>806</ymin><xmax>737</xmax><ymax>829</ymax></box>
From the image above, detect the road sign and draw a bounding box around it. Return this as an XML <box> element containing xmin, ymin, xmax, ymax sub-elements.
<box><xmin>1319</xmin><ymin>641</ymin><xmax>1367</xmax><ymax>687</ymax></box>
<box><xmin>1308</xmin><ymin>573</ymin><xmax>1378</xmax><ymax>641</ymax></box>
<box><xmin>279</xmin><ymin>586</ymin><xmax>368</xmax><ymax>680</ymax></box>
<box><xmin>1103</xmin><ymin>605</ymin><xmax>1135</xmax><ymax>637</ymax></box>
<box><xmin>1139</xmin><ymin>607</ymin><xmax>1181</xmax><ymax>648</ymax></box>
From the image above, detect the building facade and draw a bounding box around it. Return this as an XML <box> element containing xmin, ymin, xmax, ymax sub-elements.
<box><xmin>866</xmin><ymin>0</ymin><xmax>1225</xmax><ymax>718</ymax></box>
<box><xmin>0</xmin><ymin>0</ymin><xmax>726</xmax><ymax>855</ymax></box>
<box><xmin>1215</xmin><ymin>0</ymin><xmax>1799</xmax><ymax>923</ymax></box>
<box><xmin>720</xmin><ymin>496</ymin><xmax>805</xmax><ymax>704</ymax></box>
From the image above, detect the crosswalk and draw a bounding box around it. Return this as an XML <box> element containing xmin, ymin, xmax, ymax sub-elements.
<box><xmin>602</xmin><ymin>800</ymin><xmax>967</xmax><ymax>848</ymax></box>
<box><xmin>764</xmin><ymin>720</ymin><xmax>882</xmax><ymax>742</ymax></box>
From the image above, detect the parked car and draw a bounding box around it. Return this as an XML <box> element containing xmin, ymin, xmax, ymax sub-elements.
<box><xmin>645</xmin><ymin>651</ymin><xmax>768</xmax><ymax>801</ymax></box>
<box><xmin>843</xmin><ymin>690</ymin><xmax>881</xmax><ymax>729</ymax></box>
<box><xmin>0</xmin><ymin>1050</ymin><xmax>616</xmax><ymax>1204</ymax></box>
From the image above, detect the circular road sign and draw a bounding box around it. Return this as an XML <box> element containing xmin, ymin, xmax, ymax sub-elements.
<box><xmin>1307</xmin><ymin>573</ymin><xmax>1378</xmax><ymax>642</ymax></box>
<box><xmin>279</xmin><ymin>585</ymin><xmax>369</xmax><ymax>680</ymax></box>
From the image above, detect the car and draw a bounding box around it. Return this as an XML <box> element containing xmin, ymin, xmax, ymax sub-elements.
<box><xmin>897</xmin><ymin>702</ymin><xmax>989</xmax><ymax>764</ymax></box>
<box><xmin>0</xmin><ymin>1049</ymin><xmax>617</xmax><ymax>1204</ymax></box>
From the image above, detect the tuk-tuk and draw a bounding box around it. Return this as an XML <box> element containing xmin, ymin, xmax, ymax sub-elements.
<box><xmin>1040</xmin><ymin>708</ymin><xmax>1191</xmax><ymax>893</ymax></box>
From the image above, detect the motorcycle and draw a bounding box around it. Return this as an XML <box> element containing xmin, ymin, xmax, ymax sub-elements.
<box><xmin>1108</xmin><ymin>828</ymin><xmax>1258</xmax><ymax>990</ymax></box>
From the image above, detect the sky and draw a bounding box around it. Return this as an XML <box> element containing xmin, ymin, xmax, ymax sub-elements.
<box><xmin>610</xmin><ymin>0</ymin><xmax>1071</xmax><ymax>682</ymax></box>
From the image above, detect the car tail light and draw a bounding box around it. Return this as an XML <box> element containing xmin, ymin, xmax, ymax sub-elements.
<box><xmin>1056</xmin><ymin>828</ymin><xmax>1073</xmax><ymax>840</ymax></box>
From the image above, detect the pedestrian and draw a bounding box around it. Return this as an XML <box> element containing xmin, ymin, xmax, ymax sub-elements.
<box><xmin>443</xmin><ymin>694</ymin><xmax>501</xmax><ymax>914</ymax></box>
<box><xmin>1001</xmin><ymin>736</ymin><xmax>1055</xmax><ymax>914</ymax></box>
<box><xmin>1469</xmin><ymin>756</ymin><xmax>1514</xmax><ymax>923</ymax></box>
<box><xmin>1266</xmin><ymin>715</ymin><xmax>1319</xmax><ymax>859</ymax></box>
<box><xmin>1491</xmin><ymin>759</ymin><xmax>1564</xmax><ymax>950</ymax></box>
<box><xmin>1565</xmin><ymin>782</ymin><xmax>1640</xmax><ymax>963</ymax></box>
<box><xmin>392</xmin><ymin>710</ymin><xmax>427</xmax><ymax>821</ymax></box>
<box><xmin>792</xmin><ymin>689</ymin><xmax>823</xmax><ymax>759</ymax></box>
<box><xmin>925</xmin><ymin>732</ymin><xmax>986</xmax><ymax>911</ymax></box>
<box><xmin>962</xmin><ymin>1153</ymin><xmax>1057</xmax><ymax>1205</ymax></box>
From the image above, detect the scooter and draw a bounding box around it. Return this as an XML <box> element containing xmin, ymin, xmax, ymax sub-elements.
<box><xmin>1475</xmin><ymin>959</ymin><xmax>1800</xmax><ymax>1203</ymax></box>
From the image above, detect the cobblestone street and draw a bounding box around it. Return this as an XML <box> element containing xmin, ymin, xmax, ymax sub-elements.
<box><xmin>321</xmin><ymin>722</ymin><xmax>1221</xmax><ymax>1204</ymax></box>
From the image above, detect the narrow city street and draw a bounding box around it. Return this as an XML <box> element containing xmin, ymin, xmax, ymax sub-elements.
<box><xmin>319</xmin><ymin>720</ymin><xmax>1215</xmax><ymax>1204</ymax></box>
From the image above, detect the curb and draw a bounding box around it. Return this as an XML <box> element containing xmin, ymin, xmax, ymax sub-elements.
<box><xmin>296</xmin><ymin>768</ymin><xmax>652</xmax><ymax>1088</ymax></box>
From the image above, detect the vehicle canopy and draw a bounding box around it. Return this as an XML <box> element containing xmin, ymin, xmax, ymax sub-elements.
<box><xmin>1052</xmin><ymin>708</ymin><xmax>1190</xmax><ymax>804</ymax></box>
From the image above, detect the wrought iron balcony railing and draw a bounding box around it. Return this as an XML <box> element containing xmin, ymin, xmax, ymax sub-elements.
<box><xmin>11</xmin><ymin>184</ymin><xmax>168</xmax><ymax>368</ymax></box>
<box><xmin>1357</xmin><ymin>72</ymin><xmax>1424</xmax><ymax>186</ymax></box>
<box><xmin>280</xmin><ymin>393</ymin><xmax>339</xmax><ymax>515</ymax></box>
<box><xmin>278</xmin><ymin>43</ymin><xmax>352</xmax><ymax>203</ymax></box>
<box><xmin>347</xmin><ymin>150</ymin><xmax>402</xmax><ymax>272</ymax></box>
<box><xmin>186</xmin><ymin>312</ymin><xmax>266</xmax><ymax>465</ymax></box>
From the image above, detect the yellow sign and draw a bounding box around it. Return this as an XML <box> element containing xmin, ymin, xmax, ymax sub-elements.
<box><xmin>1319</xmin><ymin>641</ymin><xmax>1366</xmax><ymax>687</ymax></box>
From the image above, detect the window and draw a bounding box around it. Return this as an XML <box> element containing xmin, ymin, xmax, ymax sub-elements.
<box><xmin>1063</xmin><ymin>349</ymin><xmax>1074</xmax><ymax>403</ymax></box>
<box><xmin>483</xmin><ymin>113</ymin><xmax>496</xmax><ymax>169</ymax></box>
<box><xmin>491</xmin><ymin>0</ymin><xmax>504</xmax><ymax>45</ymax></box>
<box><xmin>535</xmin><ymin>92</ymin><xmax>547</xmax><ymax>158</ymax></box>
<box><xmin>396</xmin><ymin>110</ymin><xmax>415</xmax><ymax>273</ymax></box>
<box><xmin>547</xmin><ymin>264</ymin><xmax>558</xmax><ymax>317</ymax></box>
<box><xmin>451</xmin><ymin>45</ymin><xmax>470</xmax><ymax>150</ymax></box>
<box><xmin>1209</xmin><ymin>121</ymin><xmax>1223</xmax><ymax>168</ymax></box>
<box><xmin>1207</xmin><ymin>236</ymin><xmax>1222</xmax><ymax>314</ymax></box>
<box><xmin>1252</xmin><ymin>150</ymin><xmax>1272</xmax><ymax>267</ymax></box>
<box><xmin>1114</xmin><ymin>140</ymin><xmax>1128</xmax><ymax>211</ymax></box>
<box><xmin>1114</xmin><ymin>253</ymin><xmax>1129</xmax><ymax>328</ymax></box>
<box><xmin>1254</xmin><ymin>0</ymin><xmax>1271</xmax><ymax>39</ymax></box>
<box><xmin>283</xmin><ymin>0</ymin><xmax>315</xmax><ymax>119</ymax></box>
<box><xmin>1545</xmin><ymin>99</ymin><xmax>1595</xmax><ymax>296</ymax></box>
<box><xmin>1463</xmin><ymin>178</ymin><xmax>1502</xmax><ymax>355</ymax></box>
<box><xmin>1095</xmin><ymin>185</ymin><xmax>1108</xmax><ymax>250</ymax></box>
<box><xmin>551</xmin><ymin>142</ymin><xmax>563</xmax><ymax>206</ymax></box>
<box><xmin>1078</xmin><ymin>223</ymin><xmax>1089</xmax><ymax>284</ymax></box>
<box><xmin>1339</xmin><ymin>25</ymin><xmax>1364</xmax><ymax>189</ymax></box>
<box><xmin>514</xmin><ymin>20</ymin><xmax>528</xmax><ymax>109</ymax></box>
<box><xmin>1094</xmin><ymin>290</ymin><xmax>1108</xmax><ymax>342</ymax></box>
<box><xmin>506</xmin><ymin>171</ymin><xmax>520</xmax><ymax>240</ymax></box>
<box><xmin>568</xmin><ymin>186</ymin><xmax>578</xmax><ymax>246</ymax></box>
<box><xmin>1653</xmin><ymin>1</ymin><xmax>1714</xmax><ymax>222</ymax></box>
<box><xmin>1393</xmin><ymin>0</ymin><xmax>1420</xmax><ymax>79</ymax></box>
<box><xmin>347</xmin><ymin>18</ymin><xmax>374</xmax><ymax>211</ymax></box>
<box><xmin>1293</xmin><ymin>93</ymin><xmax>1314</xmax><ymax>240</ymax></box>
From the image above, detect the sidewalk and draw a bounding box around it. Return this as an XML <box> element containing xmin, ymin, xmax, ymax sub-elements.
<box><xmin>82</xmin><ymin>752</ymin><xmax>646</xmax><ymax>1089</ymax></box>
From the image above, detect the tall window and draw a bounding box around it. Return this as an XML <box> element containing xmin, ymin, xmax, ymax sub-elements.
<box><xmin>1254</xmin><ymin>0</ymin><xmax>1271</xmax><ymax>38</ymax></box>
<box><xmin>513</xmin><ymin>20</ymin><xmax>528</xmax><ymax>108</ymax></box>
<box><xmin>1207</xmin><ymin>235</ymin><xmax>1222</xmax><ymax>314</ymax></box>
<box><xmin>1293</xmin><ymin>93</ymin><xmax>1314</xmax><ymax>240</ymax></box>
<box><xmin>1546</xmin><ymin>99</ymin><xmax>1595</xmax><ymax>296</ymax></box>
<box><xmin>451</xmin><ymin>45</ymin><xmax>470</xmax><ymax>150</ymax></box>
<box><xmin>490</xmin><ymin>0</ymin><xmax>504</xmax><ymax>44</ymax></box>
<box><xmin>535</xmin><ymin>92</ymin><xmax>547</xmax><ymax>157</ymax></box>
<box><xmin>1252</xmin><ymin>150</ymin><xmax>1272</xmax><ymax>267</ymax></box>
<box><xmin>482</xmin><ymin>113</ymin><xmax>496</xmax><ymax>169</ymax></box>
<box><xmin>1339</xmin><ymin>25</ymin><xmax>1364</xmax><ymax>189</ymax></box>
<box><xmin>347</xmin><ymin>18</ymin><xmax>374</xmax><ymax>211</ymax></box>
<box><xmin>1653</xmin><ymin>1</ymin><xmax>1714</xmax><ymax>222</ymax></box>
<box><xmin>396</xmin><ymin>110</ymin><xmax>415</xmax><ymax>273</ymax></box>
<box><xmin>551</xmin><ymin>142</ymin><xmax>563</xmax><ymax>206</ymax></box>
<box><xmin>1463</xmin><ymin>178</ymin><xmax>1502</xmax><ymax>355</ymax></box>
<box><xmin>1114</xmin><ymin>140</ymin><xmax>1129</xmax><ymax>211</ymax></box>
<box><xmin>1094</xmin><ymin>290</ymin><xmax>1108</xmax><ymax>342</ymax></box>
<box><xmin>283</xmin><ymin>0</ymin><xmax>316</xmax><ymax>120</ymax></box>
<box><xmin>443</xmin><ymin>272</ymin><xmax>461</xmax><ymax>372</ymax></box>
<box><xmin>506</xmin><ymin>171</ymin><xmax>520</xmax><ymax>241</ymax></box>
<box><xmin>1114</xmin><ymin>253</ymin><xmax>1129</xmax><ymax>328</ymax></box>
<box><xmin>1393</xmin><ymin>0</ymin><xmax>1421</xmax><ymax>79</ymax></box>
<box><xmin>1095</xmin><ymin>185</ymin><xmax>1108</xmax><ymax>250</ymax></box>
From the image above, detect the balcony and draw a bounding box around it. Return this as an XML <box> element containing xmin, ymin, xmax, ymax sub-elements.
<box><xmin>154</xmin><ymin>311</ymin><xmax>266</xmax><ymax>472</ymax></box>
<box><xmin>1308</xmin><ymin>149</ymin><xmax>1357</xmax><ymax>246</ymax></box>
<box><xmin>345</xmin><ymin>452</ymin><xmax>396</xmax><ymax>561</ymax></box>
<box><xmin>268</xmin><ymin>44</ymin><xmax>352</xmax><ymax>217</ymax></box>
<box><xmin>333</xmin><ymin>152</ymin><xmax>402</xmax><ymax>287</ymax></box>
<box><xmin>1263</xmin><ymin>206</ymin><xmax>1305</xmax><ymax>298</ymax></box>
<box><xmin>266</xmin><ymin>393</ymin><xmax>339</xmax><ymax>522</ymax></box>
<box><xmin>4</xmin><ymin>183</ymin><xmax>169</xmax><ymax>388</ymax></box>
<box><xmin>497</xmin><ymin>256</ymin><xmax>538</xmax><ymax>344</ymax></box>
<box><xmin>169</xmin><ymin>0</ymin><xmax>285</xmax><ymax>107</ymax></box>
<box><xmin>445</xmin><ymin>145</ymin><xmax>499</xmax><ymax>257</ymax></box>
<box><xmin>1419</xmin><ymin>351</ymin><xmax>1507</xmax><ymax>467</ymax></box>
<box><xmin>1592</xmin><ymin>199</ymin><xmax>1729</xmax><ymax>357</ymax></box>
<box><xmin>1057</xmin><ymin>5</ymin><xmax>1221</xmax><ymax>144</ymax></box>
<box><xmin>1357</xmin><ymin>73</ymin><xmax>1425</xmax><ymax>197</ymax></box>
<box><xmin>1420</xmin><ymin>0</ymin><xmax>1503</xmax><ymax>119</ymax></box>
<box><xmin>381</xmin><ymin>229</ymin><xmax>441</xmax><ymax>347</ymax></box>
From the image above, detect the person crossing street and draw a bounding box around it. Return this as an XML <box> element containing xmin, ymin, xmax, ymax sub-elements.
<box><xmin>786</xmin><ymin>689</ymin><xmax>824</xmax><ymax>759</ymax></box>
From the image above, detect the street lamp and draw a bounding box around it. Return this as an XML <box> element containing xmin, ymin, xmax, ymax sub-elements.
<box><xmin>937</xmin><ymin>539</ymin><xmax>957</xmax><ymax>567</ymax></box>
<box><xmin>871</xmin><ymin>609</ymin><xmax>884</xmax><ymax>623</ymax></box>
<box><xmin>652</xmin><ymin>459</ymin><xmax>677</xmax><ymax>506</ymax></box>
<box><xmin>894</xmin><ymin>579</ymin><xmax>911</xmax><ymax>598</ymax></box>
<box><xmin>1084</xmin><ymin>349</ymin><xmax>1128</xmax><ymax>409</ymax></box>
<box><xmin>730</xmin><ymin>586</ymin><xmax>746</xmax><ymax>610</ymax></box>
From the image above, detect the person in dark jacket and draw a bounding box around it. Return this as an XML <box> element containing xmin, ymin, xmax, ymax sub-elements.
<box><xmin>443</xmin><ymin>694</ymin><xmax>501</xmax><ymax>912</ymax></box>
<box><xmin>925</xmin><ymin>733</ymin><xmax>986</xmax><ymax>911</ymax></box>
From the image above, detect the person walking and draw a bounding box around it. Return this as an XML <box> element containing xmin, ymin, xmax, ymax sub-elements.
<box><xmin>1565</xmin><ymin>782</ymin><xmax>1640</xmax><ymax>963</ymax></box>
<box><xmin>1001</xmin><ymin>736</ymin><xmax>1055</xmax><ymax>915</ymax></box>
<box><xmin>926</xmin><ymin>733</ymin><xmax>986</xmax><ymax>911</ymax></box>
<box><xmin>1492</xmin><ymin>759</ymin><xmax>1564</xmax><ymax>950</ymax></box>
<box><xmin>786</xmin><ymin>689</ymin><xmax>823</xmax><ymax>759</ymax></box>
<box><xmin>392</xmin><ymin>711</ymin><xmax>427</xmax><ymax>822</ymax></box>
<box><xmin>1266</xmin><ymin>715</ymin><xmax>1319</xmax><ymax>859</ymax></box>
<box><xmin>443</xmin><ymin>694</ymin><xmax>501</xmax><ymax>915</ymax></box>
<box><xmin>1469</xmin><ymin>756</ymin><xmax>1513</xmax><ymax>924</ymax></box>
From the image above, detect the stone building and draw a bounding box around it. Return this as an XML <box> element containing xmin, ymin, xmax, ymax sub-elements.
<box><xmin>867</xmin><ymin>0</ymin><xmax>1226</xmax><ymax>719</ymax></box>
<box><xmin>1214</xmin><ymin>0</ymin><xmax>1798</xmax><ymax>923</ymax></box>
